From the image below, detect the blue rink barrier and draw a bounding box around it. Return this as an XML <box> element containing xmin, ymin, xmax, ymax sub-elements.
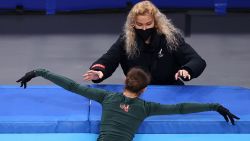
<box><xmin>0</xmin><ymin>85</ymin><xmax>250</xmax><ymax>134</ymax></box>
<box><xmin>228</xmin><ymin>0</ymin><xmax>250</xmax><ymax>8</ymax></box>
<box><xmin>56</xmin><ymin>0</ymin><xmax>127</xmax><ymax>11</ymax></box>
<box><xmin>131</xmin><ymin>0</ymin><xmax>215</xmax><ymax>8</ymax></box>
<box><xmin>0</xmin><ymin>0</ymin><xmax>46</xmax><ymax>10</ymax></box>
<box><xmin>0</xmin><ymin>0</ymin><xmax>250</xmax><ymax>14</ymax></box>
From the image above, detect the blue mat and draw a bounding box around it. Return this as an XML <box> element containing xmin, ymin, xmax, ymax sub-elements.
<box><xmin>0</xmin><ymin>86</ymin><xmax>89</xmax><ymax>133</ymax></box>
<box><xmin>89</xmin><ymin>85</ymin><xmax>250</xmax><ymax>134</ymax></box>
<box><xmin>0</xmin><ymin>133</ymin><xmax>250</xmax><ymax>141</ymax></box>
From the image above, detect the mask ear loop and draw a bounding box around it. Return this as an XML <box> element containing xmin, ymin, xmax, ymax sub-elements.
<box><xmin>130</xmin><ymin>24</ymin><xmax>135</xmax><ymax>32</ymax></box>
<box><xmin>131</xmin><ymin>23</ymin><xmax>135</xmax><ymax>30</ymax></box>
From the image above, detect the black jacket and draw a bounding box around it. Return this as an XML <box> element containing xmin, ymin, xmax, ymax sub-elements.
<box><xmin>90</xmin><ymin>32</ymin><xmax>206</xmax><ymax>85</ymax></box>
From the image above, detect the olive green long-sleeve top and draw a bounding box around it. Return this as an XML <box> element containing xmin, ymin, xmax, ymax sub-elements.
<box><xmin>34</xmin><ymin>69</ymin><xmax>220</xmax><ymax>141</ymax></box>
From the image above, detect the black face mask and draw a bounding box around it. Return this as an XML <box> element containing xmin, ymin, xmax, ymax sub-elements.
<box><xmin>135</xmin><ymin>28</ymin><xmax>156</xmax><ymax>41</ymax></box>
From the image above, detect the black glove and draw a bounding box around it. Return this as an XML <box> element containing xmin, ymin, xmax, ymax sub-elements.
<box><xmin>16</xmin><ymin>70</ymin><xmax>36</xmax><ymax>89</ymax></box>
<box><xmin>217</xmin><ymin>105</ymin><xmax>240</xmax><ymax>125</ymax></box>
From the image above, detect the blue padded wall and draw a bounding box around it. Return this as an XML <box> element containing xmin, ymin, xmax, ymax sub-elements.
<box><xmin>0</xmin><ymin>85</ymin><xmax>250</xmax><ymax>133</ymax></box>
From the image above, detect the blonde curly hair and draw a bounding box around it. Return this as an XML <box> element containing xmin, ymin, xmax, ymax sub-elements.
<box><xmin>123</xmin><ymin>1</ymin><xmax>181</xmax><ymax>58</ymax></box>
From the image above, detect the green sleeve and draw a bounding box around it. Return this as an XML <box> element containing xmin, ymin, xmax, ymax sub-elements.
<box><xmin>146</xmin><ymin>102</ymin><xmax>220</xmax><ymax>116</ymax></box>
<box><xmin>34</xmin><ymin>68</ymin><xmax>109</xmax><ymax>103</ymax></box>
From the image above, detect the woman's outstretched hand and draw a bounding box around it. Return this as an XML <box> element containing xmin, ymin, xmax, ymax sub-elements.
<box><xmin>83</xmin><ymin>70</ymin><xmax>103</xmax><ymax>81</ymax></box>
<box><xmin>217</xmin><ymin>105</ymin><xmax>240</xmax><ymax>125</ymax></box>
<box><xmin>16</xmin><ymin>71</ymin><xmax>36</xmax><ymax>89</ymax></box>
<box><xmin>175</xmin><ymin>69</ymin><xmax>191</xmax><ymax>81</ymax></box>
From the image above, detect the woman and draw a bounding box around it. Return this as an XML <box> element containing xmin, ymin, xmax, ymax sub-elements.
<box><xmin>17</xmin><ymin>67</ymin><xmax>239</xmax><ymax>141</ymax></box>
<box><xmin>83</xmin><ymin>1</ymin><xmax>206</xmax><ymax>85</ymax></box>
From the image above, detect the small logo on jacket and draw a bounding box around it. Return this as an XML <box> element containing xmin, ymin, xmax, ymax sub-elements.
<box><xmin>120</xmin><ymin>104</ymin><xmax>130</xmax><ymax>112</ymax></box>
<box><xmin>158</xmin><ymin>48</ymin><xmax>164</xmax><ymax>58</ymax></box>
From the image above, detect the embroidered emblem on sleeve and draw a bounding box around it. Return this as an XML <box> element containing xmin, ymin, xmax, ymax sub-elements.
<box><xmin>120</xmin><ymin>104</ymin><xmax>130</xmax><ymax>112</ymax></box>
